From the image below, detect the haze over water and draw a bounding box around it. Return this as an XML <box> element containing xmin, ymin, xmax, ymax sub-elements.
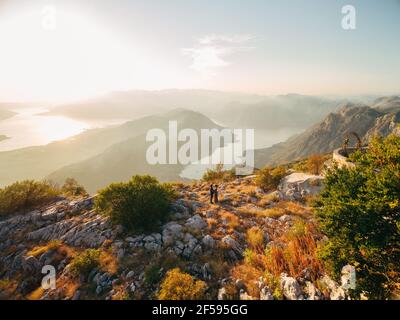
<box><xmin>0</xmin><ymin>108</ymin><xmax>126</xmax><ymax>152</ymax></box>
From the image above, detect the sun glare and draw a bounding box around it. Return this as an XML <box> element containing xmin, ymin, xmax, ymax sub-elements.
<box><xmin>0</xmin><ymin>5</ymin><xmax>164</xmax><ymax>102</ymax></box>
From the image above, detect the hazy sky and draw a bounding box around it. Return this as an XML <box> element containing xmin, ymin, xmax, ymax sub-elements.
<box><xmin>0</xmin><ymin>0</ymin><xmax>399</xmax><ymax>101</ymax></box>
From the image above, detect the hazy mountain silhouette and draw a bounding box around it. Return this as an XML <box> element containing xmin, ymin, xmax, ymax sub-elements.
<box><xmin>44</xmin><ymin>89</ymin><xmax>263</xmax><ymax>121</ymax></box>
<box><xmin>44</xmin><ymin>90</ymin><xmax>343</xmax><ymax>131</ymax></box>
<box><xmin>217</xmin><ymin>94</ymin><xmax>342</xmax><ymax>130</ymax></box>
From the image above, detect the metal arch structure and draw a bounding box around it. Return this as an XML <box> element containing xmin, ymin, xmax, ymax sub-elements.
<box><xmin>342</xmin><ymin>131</ymin><xmax>362</xmax><ymax>156</ymax></box>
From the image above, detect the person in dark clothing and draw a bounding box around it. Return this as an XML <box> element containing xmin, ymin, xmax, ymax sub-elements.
<box><xmin>209</xmin><ymin>184</ymin><xmax>214</xmax><ymax>204</ymax></box>
<box><xmin>213</xmin><ymin>185</ymin><xmax>219</xmax><ymax>203</ymax></box>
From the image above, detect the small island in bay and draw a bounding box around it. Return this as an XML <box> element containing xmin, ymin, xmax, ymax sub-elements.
<box><xmin>0</xmin><ymin>135</ymin><xmax>9</xmax><ymax>142</ymax></box>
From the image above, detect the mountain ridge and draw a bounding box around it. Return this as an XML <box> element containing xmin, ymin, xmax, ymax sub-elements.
<box><xmin>253</xmin><ymin>99</ymin><xmax>400</xmax><ymax>167</ymax></box>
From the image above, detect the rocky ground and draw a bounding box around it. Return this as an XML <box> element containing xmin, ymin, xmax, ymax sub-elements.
<box><xmin>0</xmin><ymin>173</ymin><xmax>350</xmax><ymax>300</ymax></box>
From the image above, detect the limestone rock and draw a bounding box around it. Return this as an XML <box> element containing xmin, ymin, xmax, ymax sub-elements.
<box><xmin>280</xmin><ymin>273</ymin><xmax>303</xmax><ymax>300</ymax></box>
<box><xmin>260</xmin><ymin>287</ymin><xmax>274</xmax><ymax>300</ymax></box>
<box><xmin>185</xmin><ymin>215</ymin><xmax>207</xmax><ymax>231</ymax></box>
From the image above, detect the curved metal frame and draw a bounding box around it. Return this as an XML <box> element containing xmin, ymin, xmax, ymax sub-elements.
<box><xmin>342</xmin><ymin>132</ymin><xmax>362</xmax><ymax>156</ymax></box>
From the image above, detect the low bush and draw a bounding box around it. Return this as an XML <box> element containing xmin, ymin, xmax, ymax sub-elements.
<box><xmin>95</xmin><ymin>175</ymin><xmax>177</xmax><ymax>233</ymax></box>
<box><xmin>157</xmin><ymin>268</ymin><xmax>207</xmax><ymax>300</ymax></box>
<box><xmin>0</xmin><ymin>180</ymin><xmax>59</xmax><ymax>217</ymax></box>
<box><xmin>202</xmin><ymin>163</ymin><xmax>236</xmax><ymax>182</ymax></box>
<box><xmin>255</xmin><ymin>166</ymin><xmax>286</xmax><ymax>191</ymax></box>
<box><xmin>61</xmin><ymin>178</ymin><xmax>88</xmax><ymax>197</ymax></box>
<box><xmin>69</xmin><ymin>249</ymin><xmax>101</xmax><ymax>278</ymax></box>
<box><xmin>307</xmin><ymin>154</ymin><xmax>326</xmax><ymax>175</ymax></box>
<box><xmin>144</xmin><ymin>264</ymin><xmax>162</xmax><ymax>286</ymax></box>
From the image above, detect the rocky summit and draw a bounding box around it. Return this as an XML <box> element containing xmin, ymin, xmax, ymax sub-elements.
<box><xmin>0</xmin><ymin>173</ymin><xmax>352</xmax><ymax>300</ymax></box>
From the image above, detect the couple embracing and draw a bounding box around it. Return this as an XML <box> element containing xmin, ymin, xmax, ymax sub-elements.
<box><xmin>209</xmin><ymin>184</ymin><xmax>219</xmax><ymax>204</ymax></box>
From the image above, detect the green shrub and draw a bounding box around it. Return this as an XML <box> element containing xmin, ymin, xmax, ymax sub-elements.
<box><xmin>243</xmin><ymin>248</ymin><xmax>256</xmax><ymax>266</ymax></box>
<box><xmin>144</xmin><ymin>264</ymin><xmax>162</xmax><ymax>286</ymax></box>
<box><xmin>69</xmin><ymin>249</ymin><xmax>101</xmax><ymax>278</ymax></box>
<box><xmin>315</xmin><ymin>134</ymin><xmax>400</xmax><ymax>299</ymax></box>
<box><xmin>61</xmin><ymin>178</ymin><xmax>87</xmax><ymax>197</ymax></box>
<box><xmin>157</xmin><ymin>268</ymin><xmax>207</xmax><ymax>300</ymax></box>
<box><xmin>263</xmin><ymin>273</ymin><xmax>284</xmax><ymax>300</ymax></box>
<box><xmin>0</xmin><ymin>180</ymin><xmax>59</xmax><ymax>217</ymax></box>
<box><xmin>95</xmin><ymin>175</ymin><xmax>177</xmax><ymax>233</ymax></box>
<box><xmin>255</xmin><ymin>166</ymin><xmax>286</xmax><ymax>191</ymax></box>
<box><xmin>202</xmin><ymin>163</ymin><xmax>235</xmax><ymax>182</ymax></box>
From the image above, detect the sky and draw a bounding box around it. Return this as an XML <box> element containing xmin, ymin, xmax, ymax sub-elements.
<box><xmin>0</xmin><ymin>0</ymin><xmax>399</xmax><ymax>102</ymax></box>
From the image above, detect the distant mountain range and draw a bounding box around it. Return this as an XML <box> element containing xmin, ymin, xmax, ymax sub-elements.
<box><xmin>253</xmin><ymin>96</ymin><xmax>400</xmax><ymax>167</ymax></box>
<box><xmin>214</xmin><ymin>94</ymin><xmax>343</xmax><ymax>130</ymax></box>
<box><xmin>44</xmin><ymin>89</ymin><xmax>263</xmax><ymax>121</ymax></box>
<box><xmin>44</xmin><ymin>90</ymin><xmax>344</xmax><ymax>131</ymax></box>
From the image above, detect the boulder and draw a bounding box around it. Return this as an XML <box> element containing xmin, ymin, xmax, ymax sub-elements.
<box><xmin>22</xmin><ymin>256</ymin><xmax>40</xmax><ymax>273</ymax></box>
<box><xmin>341</xmin><ymin>265</ymin><xmax>356</xmax><ymax>291</ymax></box>
<box><xmin>260</xmin><ymin>287</ymin><xmax>274</xmax><ymax>300</ymax></box>
<box><xmin>185</xmin><ymin>215</ymin><xmax>207</xmax><ymax>231</ymax></box>
<box><xmin>221</xmin><ymin>235</ymin><xmax>242</xmax><ymax>259</ymax></box>
<box><xmin>280</xmin><ymin>273</ymin><xmax>303</xmax><ymax>300</ymax></box>
<box><xmin>239</xmin><ymin>291</ymin><xmax>255</xmax><ymax>300</ymax></box>
<box><xmin>320</xmin><ymin>275</ymin><xmax>346</xmax><ymax>300</ymax></box>
<box><xmin>279</xmin><ymin>173</ymin><xmax>324</xmax><ymax>200</ymax></box>
<box><xmin>162</xmin><ymin>222</ymin><xmax>183</xmax><ymax>246</ymax></box>
<box><xmin>304</xmin><ymin>281</ymin><xmax>322</xmax><ymax>300</ymax></box>
<box><xmin>217</xmin><ymin>287</ymin><xmax>227</xmax><ymax>300</ymax></box>
<box><xmin>201</xmin><ymin>235</ymin><xmax>216</xmax><ymax>249</ymax></box>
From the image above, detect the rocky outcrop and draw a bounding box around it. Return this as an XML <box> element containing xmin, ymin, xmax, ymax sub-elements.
<box><xmin>280</xmin><ymin>273</ymin><xmax>303</xmax><ymax>300</ymax></box>
<box><xmin>279</xmin><ymin>173</ymin><xmax>324</xmax><ymax>200</ymax></box>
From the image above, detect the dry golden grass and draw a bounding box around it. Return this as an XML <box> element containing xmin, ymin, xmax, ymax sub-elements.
<box><xmin>238</xmin><ymin>201</ymin><xmax>311</xmax><ymax>219</ymax></box>
<box><xmin>263</xmin><ymin>222</ymin><xmax>324</xmax><ymax>280</ymax></box>
<box><xmin>283</xmin><ymin>201</ymin><xmax>311</xmax><ymax>217</ymax></box>
<box><xmin>238</xmin><ymin>206</ymin><xmax>286</xmax><ymax>219</ymax></box>
<box><xmin>262</xmin><ymin>207</ymin><xmax>289</xmax><ymax>218</ymax></box>
<box><xmin>99</xmin><ymin>249</ymin><xmax>119</xmax><ymax>274</ymax></box>
<box><xmin>219</xmin><ymin>211</ymin><xmax>240</xmax><ymax>230</ymax></box>
<box><xmin>231</xmin><ymin>264</ymin><xmax>263</xmax><ymax>298</ymax></box>
<box><xmin>198</xmin><ymin>251</ymin><xmax>230</xmax><ymax>281</ymax></box>
<box><xmin>206</xmin><ymin>217</ymin><xmax>218</xmax><ymax>230</ymax></box>
<box><xmin>26</xmin><ymin>286</ymin><xmax>45</xmax><ymax>300</ymax></box>
<box><xmin>26</xmin><ymin>270</ymin><xmax>81</xmax><ymax>300</ymax></box>
<box><xmin>246</xmin><ymin>226</ymin><xmax>265</xmax><ymax>251</ymax></box>
<box><xmin>0</xmin><ymin>278</ymin><xmax>20</xmax><ymax>299</ymax></box>
<box><xmin>233</xmin><ymin>220</ymin><xmax>324</xmax><ymax>298</ymax></box>
<box><xmin>260</xmin><ymin>193</ymin><xmax>280</xmax><ymax>204</ymax></box>
<box><xmin>27</xmin><ymin>240</ymin><xmax>62</xmax><ymax>257</ymax></box>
